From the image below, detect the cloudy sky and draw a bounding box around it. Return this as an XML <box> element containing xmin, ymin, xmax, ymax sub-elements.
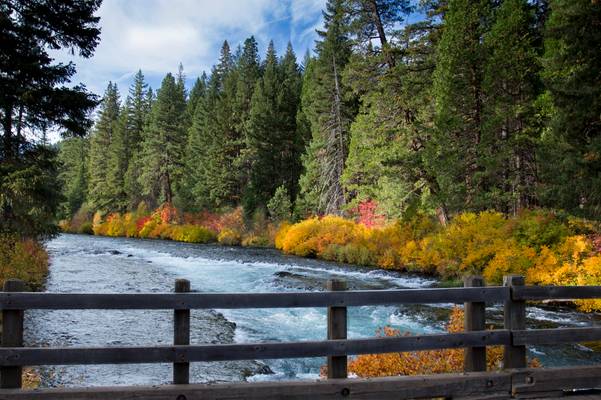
<box><xmin>56</xmin><ymin>0</ymin><xmax>326</xmax><ymax>96</ymax></box>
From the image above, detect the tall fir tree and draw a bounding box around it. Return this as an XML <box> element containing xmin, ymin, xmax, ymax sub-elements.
<box><xmin>87</xmin><ymin>82</ymin><xmax>120</xmax><ymax>210</ymax></box>
<box><xmin>341</xmin><ymin>0</ymin><xmax>440</xmax><ymax>220</ymax></box>
<box><xmin>105</xmin><ymin>103</ymin><xmax>129</xmax><ymax>211</ymax></box>
<box><xmin>178</xmin><ymin>73</ymin><xmax>208</xmax><ymax>210</ymax></box>
<box><xmin>244</xmin><ymin>42</ymin><xmax>303</xmax><ymax>213</ymax></box>
<box><xmin>429</xmin><ymin>0</ymin><xmax>491</xmax><ymax>213</ymax></box>
<box><xmin>124</xmin><ymin>70</ymin><xmax>151</xmax><ymax>209</ymax></box>
<box><xmin>139</xmin><ymin>73</ymin><xmax>186</xmax><ymax>206</ymax></box>
<box><xmin>539</xmin><ymin>0</ymin><xmax>601</xmax><ymax>217</ymax></box>
<box><xmin>481</xmin><ymin>0</ymin><xmax>541</xmax><ymax>214</ymax></box>
<box><xmin>57</xmin><ymin>136</ymin><xmax>89</xmax><ymax>217</ymax></box>
<box><xmin>203</xmin><ymin>41</ymin><xmax>245</xmax><ymax>207</ymax></box>
<box><xmin>297</xmin><ymin>0</ymin><xmax>356</xmax><ymax>215</ymax></box>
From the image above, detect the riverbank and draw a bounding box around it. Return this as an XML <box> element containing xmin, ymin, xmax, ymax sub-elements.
<box><xmin>0</xmin><ymin>236</ymin><xmax>48</xmax><ymax>290</ymax></box>
<box><xmin>59</xmin><ymin>204</ymin><xmax>601</xmax><ymax>310</ymax></box>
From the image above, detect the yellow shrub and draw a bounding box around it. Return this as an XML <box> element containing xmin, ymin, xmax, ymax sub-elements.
<box><xmin>170</xmin><ymin>225</ymin><xmax>215</xmax><ymax>243</ymax></box>
<box><xmin>123</xmin><ymin>212</ymin><xmax>138</xmax><ymax>238</ymax></box>
<box><xmin>483</xmin><ymin>241</ymin><xmax>537</xmax><ymax>284</ymax></box>
<box><xmin>138</xmin><ymin>218</ymin><xmax>158</xmax><ymax>238</ymax></box>
<box><xmin>281</xmin><ymin>216</ymin><xmax>365</xmax><ymax>258</ymax></box>
<box><xmin>274</xmin><ymin>222</ymin><xmax>291</xmax><ymax>250</ymax></box>
<box><xmin>218</xmin><ymin>228</ymin><xmax>242</xmax><ymax>245</ymax></box>
<box><xmin>104</xmin><ymin>213</ymin><xmax>125</xmax><ymax>237</ymax></box>
<box><xmin>92</xmin><ymin>211</ymin><xmax>104</xmax><ymax>235</ymax></box>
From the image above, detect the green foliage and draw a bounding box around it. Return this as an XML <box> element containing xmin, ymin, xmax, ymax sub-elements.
<box><xmin>267</xmin><ymin>186</ymin><xmax>293</xmax><ymax>223</ymax></box>
<box><xmin>88</xmin><ymin>82</ymin><xmax>121</xmax><ymax>210</ymax></box>
<box><xmin>429</xmin><ymin>0</ymin><xmax>491</xmax><ymax>212</ymax></box>
<box><xmin>539</xmin><ymin>0</ymin><xmax>601</xmax><ymax>218</ymax></box>
<box><xmin>57</xmin><ymin>137</ymin><xmax>89</xmax><ymax>218</ymax></box>
<box><xmin>139</xmin><ymin>73</ymin><xmax>187</xmax><ymax>205</ymax></box>
<box><xmin>1</xmin><ymin>146</ymin><xmax>61</xmax><ymax>239</ymax></box>
<box><xmin>481</xmin><ymin>0</ymin><xmax>541</xmax><ymax>213</ymax></box>
<box><xmin>244</xmin><ymin>43</ymin><xmax>303</xmax><ymax>213</ymax></box>
<box><xmin>297</xmin><ymin>0</ymin><xmax>356</xmax><ymax>216</ymax></box>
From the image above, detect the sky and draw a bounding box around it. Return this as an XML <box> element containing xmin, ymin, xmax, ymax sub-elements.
<box><xmin>55</xmin><ymin>0</ymin><xmax>327</xmax><ymax>97</ymax></box>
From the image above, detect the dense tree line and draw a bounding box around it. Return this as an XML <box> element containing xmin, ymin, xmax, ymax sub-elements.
<box><xmin>58</xmin><ymin>0</ymin><xmax>601</xmax><ymax>223</ymax></box>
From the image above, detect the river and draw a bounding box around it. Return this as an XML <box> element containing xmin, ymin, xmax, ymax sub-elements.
<box><xmin>26</xmin><ymin>234</ymin><xmax>601</xmax><ymax>387</ymax></box>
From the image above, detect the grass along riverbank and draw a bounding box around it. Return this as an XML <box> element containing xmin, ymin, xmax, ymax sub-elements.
<box><xmin>60</xmin><ymin>204</ymin><xmax>601</xmax><ymax>311</ymax></box>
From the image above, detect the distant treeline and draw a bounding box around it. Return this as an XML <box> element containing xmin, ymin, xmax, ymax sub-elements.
<box><xmin>58</xmin><ymin>0</ymin><xmax>601</xmax><ymax>222</ymax></box>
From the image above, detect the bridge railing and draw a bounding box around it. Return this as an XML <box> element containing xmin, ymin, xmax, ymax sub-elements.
<box><xmin>1</xmin><ymin>275</ymin><xmax>601</xmax><ymax>399</ymax></box>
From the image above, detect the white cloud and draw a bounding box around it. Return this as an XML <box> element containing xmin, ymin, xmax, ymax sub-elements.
<box><xmin>53</xmin><ymin>0</ymin><xmax>326</xmax><ymax>96</ymax></box>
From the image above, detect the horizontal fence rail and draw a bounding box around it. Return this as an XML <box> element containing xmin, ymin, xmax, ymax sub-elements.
<box><xmin>1</xmin><ymin>276</ymin><xmax>601</xmax><ymax>399</ymax></box>
<box><xmin>0</xmin><ymin>330</ymin><xmax>511</xmax><ymax>366</ymax></box>
<box><xmin>0</xmin><ymin>286</ymin><xmax>510</xmax><ymax>310</ymax></box>
<box><xmin>513</xmin><ymin>285</ymin><xmax>601</xmax><ymax>301</ymax></box>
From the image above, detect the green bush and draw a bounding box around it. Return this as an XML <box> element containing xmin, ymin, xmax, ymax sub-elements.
<box><xmin>78</xmin><ymin>222</ymin><xmax>93</xmax><ymax>235</ymax></box>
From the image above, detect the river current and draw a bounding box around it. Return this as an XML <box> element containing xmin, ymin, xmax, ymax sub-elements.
<box><xmin>26</xmin><ymin>234</ymin><xmax>601</xmax><ymax>387</ymax></box>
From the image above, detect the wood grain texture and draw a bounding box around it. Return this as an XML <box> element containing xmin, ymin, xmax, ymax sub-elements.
<box><xmin>327</xmin><ymin>279</ymin><xmax>347</xmax><ymax>379</ymax></box>
<box><xmin>465</xmin><ymin>276</ymin><xmax>487</xmax><ymax>373</ymax></box>
<box><xmin>504</xmin><ymin>275</ymin><xmax>526</xmax><ymax>369</ymax></box>
<box><xmin>173</xmin><ymin>279</ymin><xmax>190</xmax><ymax>385</ymax></box>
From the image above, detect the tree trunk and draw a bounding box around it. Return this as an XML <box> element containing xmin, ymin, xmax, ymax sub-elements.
<box><xmin>368</xmin><ymin>0</ymin><xmax>395</xmax><ymax>69</ymax></box>
<box><xmin>2</xmin><ymin>104</ymin><xmax>14</xmax><ymax>160</ymax></box>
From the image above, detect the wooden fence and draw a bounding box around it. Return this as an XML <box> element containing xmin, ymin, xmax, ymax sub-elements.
<box><xmin>0</xmin><ymin>275</ymin><xmax>600</xmax><ymax>399</ymax></box>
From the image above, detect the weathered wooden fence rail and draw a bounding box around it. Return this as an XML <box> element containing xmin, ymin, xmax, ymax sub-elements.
<box><xmin>0</xmin><ymin>275</ymin><xmax>600</xmax><ymax>399</ymax></box>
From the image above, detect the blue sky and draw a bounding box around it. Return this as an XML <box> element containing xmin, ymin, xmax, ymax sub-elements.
<box><xmin>56</xmin><ymin>0</ymin><xmax>327</xmax><ymax>97</ymax></box>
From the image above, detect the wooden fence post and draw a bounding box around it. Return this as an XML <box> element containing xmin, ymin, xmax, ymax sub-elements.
<box><xmin>173</xmin><ymin>279</ymin><xmax>190</xmax><ymax>384</ymax></box>
<box><xmin>464</xmin><ymin>275</ymin><xmax>486</xmax><ymax>372</ymax></box>
<box><xmin>1</xmin><ymin>279</ymin><xmax>25</xmax><ymax>389</ymax></box>
<box><xmin>503</xmin><ymin>275</ymin><xmax>527</xmax><ymax>369</ymax></box>
<box><xmin>327</xmin><ymin>279</ymin><xmax>347</xmax><ymax>379</ymax></box>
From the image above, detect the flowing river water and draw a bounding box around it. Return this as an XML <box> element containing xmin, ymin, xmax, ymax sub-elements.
<box><xmin>26</xmin><ymin>234</ymin><xmax>601</xmax><ymax>387</ymax></box>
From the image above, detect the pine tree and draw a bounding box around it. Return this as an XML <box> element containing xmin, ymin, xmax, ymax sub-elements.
<box><xmin>235</xmin><ymin>36</ymin><xmax>261</xmax><ymax>138</ymax></box>
<box><xmin>57</xmin><ymin>137</ymin><xmax>89</xmax><ymax>217</ymax></box>
<box><xmin>105</xmin><ymin>103</ymin><xmax>129</xmax><ymax>211</ymax></box>
<box><xmin>341</xmin><ymin>1</ymin><xmax>437</xmax><ymax>220</ymax></box>
<box><xmin>178</xmin><ymin>73</ymin><xmax>208</xmax><ymax>210</ymax></box>
<box><xmin>203</xmin><ymin>41</ymin><xmax>245</xmax><ymax>207</ymax></box>
<box><xmin>344</xmin><ymin>0</ymin><xmax>411</xmax><ymax>68</ymax></box>
<box><xmin>482</xmin><ymin>0</ymin><xmax>541</xmax><ymax>214</ymax></box>
<box><xmin>297</xmin><ymin>0</ymin><xmax>356</xmax><ymax>215</ymax></box>
<box><xmin>539</xmin><ymin>0</ymin><xmax>601</xmax><ymax>217</ymax></box>
<box><xmin>124</xmin><ymin>70</ymin><xmax>151</xmax><ymax>209</ymax></box>
<box><xmin>88</xmin><ymin>82</ymin><xmax>120</xmax><ymax>210</ymax></box>
<box><xmin>185</xmin><ymin>72</ymin><xmax>208</xmax><ymax>125</ymax></box>
<box><xmin>429</xmin><ymin>0</ymin><xmax>491</xmax><ymax>213</ymax></box>
<box><xmin>278</xmin><ymin>43</ymin><xmax>305</xmax><ymax>199</ymax></box>
<box><xmin>139</xmin><ymin>73</ymin><xmax>186</xmax><ymax>206</ymax></box>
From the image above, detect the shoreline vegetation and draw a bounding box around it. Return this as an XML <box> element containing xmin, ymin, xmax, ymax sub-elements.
<box><xmin>59</xmin><ymin>202</ymin><xmax>601</xmax><ymax>311</ymax></box>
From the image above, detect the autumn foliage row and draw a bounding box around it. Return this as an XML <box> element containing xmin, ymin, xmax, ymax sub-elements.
<box><xmin>60</xmin><ymin>203</ymin><xmax>277</xmax><ymax>247</ymax></box>
<box><xmin>276</xmin><ymin>211</ymin><xmax>601</xmax><ymax>311</ymax></box>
